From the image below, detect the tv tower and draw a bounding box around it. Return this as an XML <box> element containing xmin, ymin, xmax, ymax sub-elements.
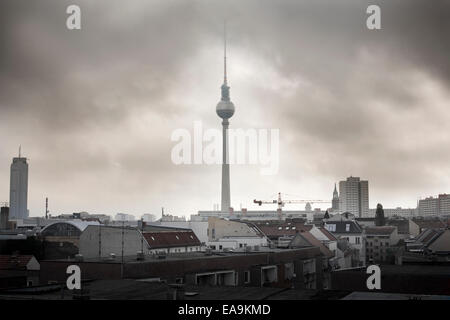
<box><xmin>216</xmin><ymin>22</ymin><xmax>235</xmax><ymax>213</ymax></box>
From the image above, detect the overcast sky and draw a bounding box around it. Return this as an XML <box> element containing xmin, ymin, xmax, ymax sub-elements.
<box><xmin>1</xmin><ymin>0</ymin><xmax>450</xmax><ymax>218</ymax></box>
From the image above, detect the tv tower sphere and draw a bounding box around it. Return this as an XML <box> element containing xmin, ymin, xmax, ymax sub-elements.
<box><xmin>216</xmin><ymin>85</ymin><xmax>235</xmax><ymax>119</ymax></box>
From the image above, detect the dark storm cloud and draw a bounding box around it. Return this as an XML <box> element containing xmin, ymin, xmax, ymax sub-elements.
<box><xmin>0</xmin><ymin>0</ymin><xmax>449</xmax><ymax>215</ymax></box>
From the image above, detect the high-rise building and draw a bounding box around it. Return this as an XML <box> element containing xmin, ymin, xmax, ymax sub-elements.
<box><xmin>418</xmin><ymin>194</ymin><xmax>450</xmax><ymax>215</ymax></box>
<box><xmin>331</xmin><ymin>183</ymin><xmax>339</xmax><ymax>211</ymax></box>
<box><xmin>216</xmin><ymin>24</ymin><xmax>235</xmax><ymax>213</ymax></box>
<box><xmin>438</xmin><ymin>194</ymin><xmax>450</xmax><ymax>215</ymax></box>
<box><xmin>338</xmin><ymin>176</ymin><xmax>369</xmax><ymax>217</ymax></box>
<box><xmin>9</xmin><ymin>148</ymin><xmax>29</xmax><ymax>219</ymax></box>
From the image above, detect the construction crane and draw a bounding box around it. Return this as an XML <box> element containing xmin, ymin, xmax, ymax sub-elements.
<box><xmin>253</xmin><ymin>192</ymin><xmax>330</xmax><ymax>211</ymax></box>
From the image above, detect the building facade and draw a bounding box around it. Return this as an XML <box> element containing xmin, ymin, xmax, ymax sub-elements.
<box><xmin>324</xmin><ymin>220</ymin><xmax>365</xmax><ymax>266</ymax></box>
<box><xmin>338</xmin><ymin>176</ymin><xmax>369</xmax><ymax>218</ymax></box>
<box><xmin>418</xmin><ymin>194</ymin><xmax>450</xmax><ymax>216</ymax></box>
<box><xmin>368</xmin><ymin>207</ymin><xmax>418</xmax><ymax>218</ymax></box>
<box><xmin>364</xmin><ymin>226</ymin><xmax>400</xmax><ymax>264</ymax></box>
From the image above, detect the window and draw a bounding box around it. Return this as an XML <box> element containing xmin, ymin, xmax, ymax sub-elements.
<box><xmin>355</xmin><ymin>237</ymin><xmax>360</xmax><ymax>244</ymax></box>
<box><xmin>345</xmin><ymin>224</ymin><xmax>350</xmax><ymax>232</ymax></box>
<box><xmin>244</xmin><ymin>271</ymin><xmax>251</xmax><ymax>284</ymax></box>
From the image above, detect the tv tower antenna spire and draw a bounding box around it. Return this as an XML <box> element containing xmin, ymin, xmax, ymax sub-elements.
<box><xmin>224</xmin><ymin>20</ymin><xmax>227</xmax><ymax>85</ymax></box>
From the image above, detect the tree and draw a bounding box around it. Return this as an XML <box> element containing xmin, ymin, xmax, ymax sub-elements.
<box><xmin>375</xmin><ymin>203</ymin><xmax>385</xmax><ymax>226</ymax></box>
<box><xmin>324</xmin><ymin>210</ymin><xmax>330</xmax><ymax>219</ymax></box>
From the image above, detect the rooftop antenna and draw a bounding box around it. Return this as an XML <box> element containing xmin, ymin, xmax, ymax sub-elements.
<box><xmin>19</xmin><ymin>145</ymin><xmax>21</xmax><ymax>158</ymax></box>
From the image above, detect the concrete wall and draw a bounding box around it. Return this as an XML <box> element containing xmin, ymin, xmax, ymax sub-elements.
<box><xmin>409</xmin><ymin>220</ymin><xmax>420</xmax><ymax>238</ymax></box>
<box><xmin>208</xmin><ymin>217</ymin><xmax>263</xmax><ymax>241</ymax></box>
<box><xmin>79</xmin><ymin>225</ymin><xmax>149</xmax><ymax>259</ymax></box>
<box><xmin>209</xmin><ymin>237</ymin><xmax>268</xmax><ymax>250</ymax></box>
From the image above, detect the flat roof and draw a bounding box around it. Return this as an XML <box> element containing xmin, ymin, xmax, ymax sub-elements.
<box><xmin>41</xmin><ymin>247</ymin><xmax>317</xmax><ymax>264</ymax></box>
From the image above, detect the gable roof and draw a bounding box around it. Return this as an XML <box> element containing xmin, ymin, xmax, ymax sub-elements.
<box><xmin>143</xmin><ymin>230</ymin><xmax>201</xmax><ymax>249</ymax></box>
<box><xmin>318</xmin><ymin>227</ymin><xmax>338</xmax><ymax>241</ymax></box>
<box><xmin>289</xmin><ymin>231</ymin><xmax>334</xmax><ymax>258</ymax></box>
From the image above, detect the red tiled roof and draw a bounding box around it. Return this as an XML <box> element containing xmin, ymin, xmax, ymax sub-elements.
<box><xmin>258</xmin><ymin>223</ymin><xmax>312</xmax><ymax>238</ymax></box>
<box><xmin>422</xmin><ymin>229</ymin><xmax>441</xmax><ymax>244</ymax></box>
<box><xmin>318</xmin><ymin>227</ymin><xmax>337</xmax><ymax>241</ymax></box>
<box><xmin>0</xmin><ymin>255</ymin><xmax>34</xmax><ymax>270</ymax></box>
<box><xmin>295</xmin><ymin>231</ymin><xmax>334</xmax><ymax>258</ymax></box>
<box><xmin>143</xmin><ymin>231</ymin><xmax>201</xmax><ymax>249</ymax></box>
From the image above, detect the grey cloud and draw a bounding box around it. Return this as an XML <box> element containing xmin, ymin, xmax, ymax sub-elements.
<box><xmin>0</xmin><ymin>0</ymin><xmax>449</xmax><ymax>215</ymax></box>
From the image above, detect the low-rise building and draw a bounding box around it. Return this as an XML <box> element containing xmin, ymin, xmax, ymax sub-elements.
<box><xmin>0</xmin><ymin>254</ymin><xmax>40</xmax><ymax>288</ymax></box>
<box><xmin>143</xmin><ymin>230</ymin><xmax>202</xmax><ymax>254</ymax></box>
<box><xmin>256</xmin><ymin>221</ymin><xmax>312</xmax><ymax>247</ymax></box>
<box><xmin>364</xmin><ymin>226</ymin><xmax>401</xmax><ymax>264</ymax></box>
<box><xmin>386</xmin><ymin>218</ymin><xmax>420</xmax><ymax>240</ymax></box>
<box><xmin>40</xmin><ymin>220</ymin><xmax>99</xmax><ymax>259</ymax></box>
<box><xmin>324</xmin><ymin>220</ymin><xmax>365</xmax><ymax>266</ymax></box>
<box><xmin>79</xmin><ymin>225</ymin><xmax>204</xmax><ymax>259</ymax></box>
<box><xmin>39</xmin><ymin>246</ymin><xmax>325</xmax><ymax>290</ymax></box>
<box><xmin>207</xmin><ymin>217</ymin><xmax>268</xmax><ymax>250</ymax></box>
